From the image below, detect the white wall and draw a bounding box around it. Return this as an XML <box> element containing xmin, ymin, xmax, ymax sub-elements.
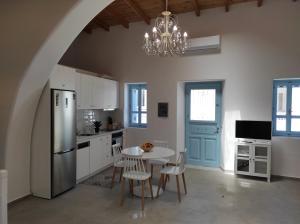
<box><xmin>0</xmin><ymin>0</ymin><xmax>113</xmax><ymax>202</ymax></box>
<box><xmin>61</xmin><ymin>0</ymin><xmax>300</xmax><ymax>177</ymax></box>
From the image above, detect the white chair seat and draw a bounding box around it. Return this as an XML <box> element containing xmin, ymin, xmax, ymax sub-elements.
<box><xmin>123</xmin><ymin>171</ymin><xmax>151</xmax><ymax>180</ymax></box>
<box><xmin>160</xmin><ymin>166</ymin><xmax>185</xmax><ymax>175</ymax></box>
<box><xmin>148</xmin><ymin>158</ymin><xmax>169</xmax><ymax>165</ymax></box>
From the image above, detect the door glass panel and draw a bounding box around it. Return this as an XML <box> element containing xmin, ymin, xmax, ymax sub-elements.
<box><xmin>276</xmin><ymin>85</ymin><xmax>287</xmax><ymax>116</ymax></box>
<box><xmin>291</xmin><ymin>85</ymin><xmax>300</xmax><ymax>116</ymax></box>
<box><xmin>190</xmin><ymin>89</ymin><xmax>216</xmax><ymax>121</ymax></box>
<box><xmin>254</xmin><ymin>161</ymin><xmax>267</xmax><ymax>174</ymax></box>
<box><xmin>237</xmin><ymin>159</ymin><xmax>249</xmax><ymax>172</ymax></box>
<box><xmin>141</xmin><ymin>113</ymin><xmax>147</xmax><ymax>124</ymax></box>
<box><xmin>237</xmin><ymin>145</ymin><xmax>250</xmax><ymax>157</ymax></box>
<box><xmin>131</xmin><ymin>113</ymin><xmax>139</xmax><ymax>124</ymax></box>
<box><xmin>276</xmin><ymin>118</ymin><xmax>286</xmax><ymax>131</ymax></box>
<box><xmin>255</xmin><ymin>146</ymin><xmax>268</xmax><ymax>158</ymax></box>
<box><xmin>141</xmin><ymin>88</ymin><xmax>147</xmax><ymax>112</ymax></box>
<box><xmin>291</xmin><ymin>118</ymin><xmax>300</xmax><ymax>132</ymax></box>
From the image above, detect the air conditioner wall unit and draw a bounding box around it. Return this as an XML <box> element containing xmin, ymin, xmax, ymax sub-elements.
<box><xmin>184</xmin><ymin>35</ymin><xmax>221</xmax><ymax>56</ymax></box>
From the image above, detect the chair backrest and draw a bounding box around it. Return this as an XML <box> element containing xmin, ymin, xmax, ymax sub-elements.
<box><xmin>176</xmin><ymin>148</ymin><xmax>187</xmax><ymax>172</ymax></box>
<box><xmin>112</xmin><ymin>143</ymin><xmax>122</xmax><ymax>166</ymax></box>
<box><xmin>123</xmin><ymin>154</ymin><xmax>146</xmax><ymax>174</ymax></box>
<box><xmin>153</xmin><ymin>140</ymin><xmax>169</xmax><ymax>148</ymax></box>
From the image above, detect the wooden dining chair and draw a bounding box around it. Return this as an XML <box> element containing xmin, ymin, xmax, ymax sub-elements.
<box><xmin>148</xmin><ymin>140</ymin><xmax>170</xmax><ymax>177</ymax></box>
<box><xmin>156</xmin><ymin>148</ymin><xmax>187</xmax><ymax>202</ymax></box>
<box><xmin>120</xmin><ymin>154</ymin><xmax>153</xmax><ymax>210</ymax></box>
<box><xmin>111</xmin><ymin>143</ymin><xmax>124</xmax><ymax>189</ymax></box>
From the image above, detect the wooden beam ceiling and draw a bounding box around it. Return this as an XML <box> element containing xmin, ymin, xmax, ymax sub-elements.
<box><xmin>94</xmin><ymin>18</ymin><xmax>110</xmax><ymax>31</ymax></box>
<box><xmin>106</xmin><ymin>8</ymin><xmax>129</xmax><ymax>29</ymax></box>
<box><xmin>124</xmin><ymin>0</ymin><xmax>151</xmax><ymax>25</ymax></box>
<box><xmin>193</xmin><ymin>0</ymin><xmax>201</xmax><ymax>16</ymax></box>
<box><xmin>82</xmin><ymin>0</ymin><xmax>297</xmax><ymax>33</ymax></box>
<box><xmin>225</xmin><ymin>0</ymin><xmax>230</xmax><ymax>12</ymax></box>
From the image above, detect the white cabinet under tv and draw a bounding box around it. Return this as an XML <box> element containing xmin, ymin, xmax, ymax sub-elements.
<box><xmin>235</xmin><ymin>140</ymin><xmax>271</xmax><ymax>182</ymax></box>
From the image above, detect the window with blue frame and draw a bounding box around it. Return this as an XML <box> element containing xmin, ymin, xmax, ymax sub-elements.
<box><xmin>128</xmin><ymin>84</ymin><xmax>147</xmax><ymax>128</ymax></box>
<box><xmin>272</xmin><ymin>79</ymin><xmax>300</xmax><ymax>136</ymax></box>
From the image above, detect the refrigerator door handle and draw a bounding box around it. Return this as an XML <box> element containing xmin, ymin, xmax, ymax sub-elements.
<box><xmin>55</xmin><ymin>148</ymin><xmax>76</xmax><ymax>155</ymax></box>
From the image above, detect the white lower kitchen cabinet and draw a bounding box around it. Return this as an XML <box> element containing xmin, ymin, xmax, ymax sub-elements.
<box><xmin>76</xmin><ymin>147</ymin><xmax>90</xmax><ymax>181</ymax></box>
<box><xmin>89</xmin><ymin>134</ymin><xmax>113</xmax><ymax>175</ymax></box>
<box><xmin>103</xmin><ymin>134</ymin><xmax>112</xmax><ymax>166</ymax></box>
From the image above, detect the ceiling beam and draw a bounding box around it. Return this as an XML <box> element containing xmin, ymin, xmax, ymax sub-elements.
<box><xmin>225</xmin><ymin>0</ymin><xmax>230</xmax><ymax>12</ymax></box>
<box><xmin>257</xmin><ymin>0</ymin><xmax>263</xmax><ymax>7</ymax></box>
<box><xmin>106</xmin><ymin>9</ymin><xmax>129</xmax><ymax>29</ymax></box>
<box><xmin>192</xmin><ymin>0</ymin><xmax>201</xmax><ymax>16</ymax></box>
<box><xmin>95</xmin><ymin>19</ymin><xmax>110</xmax><ymax>31</ymax></box>
<box><xmin>124</xmin><ymin>0</ymin><xmax>150</xmax><ymax>25</ymax></box>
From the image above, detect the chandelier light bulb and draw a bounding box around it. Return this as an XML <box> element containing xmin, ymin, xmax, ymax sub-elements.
<box><xmin>183</xmin><ymin>32</ymin><xmax>188</xmax><ymax>37</ymax></box>
<box><xmin>144</xmin><ymin>32</ymin><xmax>149</xmax><ymax>39</ymax></box>
<box><xmin>173</xmin><ymin>25</ymin><xmax>178</xmax><ymax>31</ymax></box>
<box><xmin>152</xmin><ymin>27</ymin><xmax>157</xmax><ymax>33</ymax></box>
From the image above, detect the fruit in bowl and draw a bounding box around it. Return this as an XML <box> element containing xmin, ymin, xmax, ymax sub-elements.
<box><xmin>140</xmin><ymin>142</ymin><xmax>154</xmax><ymax>152</ymax></box>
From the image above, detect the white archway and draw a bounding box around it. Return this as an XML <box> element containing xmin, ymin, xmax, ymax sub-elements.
<box><xmin>0</xmin><ymin>0</ymin><xmax>113</xmax><ymax>202</ymax></box>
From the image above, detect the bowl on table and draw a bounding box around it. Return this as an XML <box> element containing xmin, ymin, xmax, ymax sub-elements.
<box><xmin>140</xmin><ymin>142</ymin><xmax>154</xmax><ymax>152</ymax></box>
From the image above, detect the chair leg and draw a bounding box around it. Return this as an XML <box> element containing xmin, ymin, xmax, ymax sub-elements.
<box><xmin>130</xmin><ymin>180</ymin><xmax>134</xmax><ymax>197</ymax></box>
<box><xmin>111</xmin><ymin>166</ymin><xmax>116</xmax><ymax>189</ymax></box>
<box><xmin>176</xmin><ymin>175</ymin><xmax>181</xmax><ymax>203</ymax></box>
<box><xmin>151</xmin><ymin>164</ymin><xmax>154</xmax><ymax>178</ymax></box>
<box><xmin>120</xmin><ymin>177</ymin><xmax>125</xmax><ymax>206</ymax></box>
<box><xmin>182</xmin><ymin>173</ymin><xmax>187</xmax><ymax>195</ymax></box>
<box><xmin>119</xmin><ymin>168</ymin><xmax>123</xmax><ymax>183</ymax></box>
<box><xmin>163</xmin><ymin>174</ymin><xmax>168</xmax><ymax>190</ymax></box>
<box><xmin>141</xmin><ymin>180</ymin><xmax>145</xmax><ymax>210</ymax></box>
<box><xmin>148</xmin><ymin>178</ymin><xmax>154</xmax><ymax>199</ymax></box>
<box><xmin>156</xmin><ymin>174</ymin><xmax>164</xmax><ymax>198</ymax></box>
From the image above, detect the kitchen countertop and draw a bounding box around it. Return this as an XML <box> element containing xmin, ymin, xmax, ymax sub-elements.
<box><xmin>77</xmin><ymin>129</ymin><xmax>125</xmax><ymax>143</ymax></box>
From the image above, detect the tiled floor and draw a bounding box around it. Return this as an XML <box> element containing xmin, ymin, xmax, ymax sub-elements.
<box><xmin>8</xmin><ymin>168</ymin><xmax>300</xmax><ymax>224</ymax></box>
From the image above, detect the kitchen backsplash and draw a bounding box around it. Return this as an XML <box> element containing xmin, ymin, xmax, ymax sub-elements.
<box><xmin>77</xmin><ymin>109</ymin><xmax>118</xmax><ymax>134</ymax></box>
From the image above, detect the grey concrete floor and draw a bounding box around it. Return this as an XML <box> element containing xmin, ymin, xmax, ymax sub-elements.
<box><xmin>8</xmin><ymin>168</ymin><xmax>300</xmax><ymax>224</ymax></box>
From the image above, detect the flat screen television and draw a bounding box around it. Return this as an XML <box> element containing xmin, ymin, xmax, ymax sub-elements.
<box><xmin>235</xmin><ymin>120</ymin><xmax>272</xmax><ymax>140</ymax></box>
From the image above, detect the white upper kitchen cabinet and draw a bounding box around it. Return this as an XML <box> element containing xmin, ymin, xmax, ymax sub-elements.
<box><xmin>49</xmin><ymin>65</ymin><xmax>76</xmax><ymax>90</ymax></box>
<box><xmin>49</xmin><ymin>65</ymin><xmax>119</xmax><ymax>110</ymax></box>
<box><xmin>78</xmin><ymin>74</ymin><xmax>93</xmax><ymax>109</ymax></box>
<box><xmin>91</xmin><ymin>76</ymin><xmax>105</xmax><ymax>109</ymax></box>
<box><xmin>77</xmin><ymin>74</ymin><xmax>118</xmax><ymax>110</ymax></box>
<box><xmin>103</xmin><ymin>79</ymin><xmax>119</xmax><ymax>109</ymax></box>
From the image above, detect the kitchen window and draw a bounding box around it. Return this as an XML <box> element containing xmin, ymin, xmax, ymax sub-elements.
<box><xmin>272</xmin><ymin>79</ymin><xmax>300</xmax><ymax>137</ymax></box>
<box><xmin>128</xmin><ymin>83</ymin><xmax>147</xmax><ymax>128</ymax></box>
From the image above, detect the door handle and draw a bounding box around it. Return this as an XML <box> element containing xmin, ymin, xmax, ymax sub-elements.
<box><xmin>215</xmin><ymin>127</ymin><xmax>220</xmax><ymax>134</ymax></box>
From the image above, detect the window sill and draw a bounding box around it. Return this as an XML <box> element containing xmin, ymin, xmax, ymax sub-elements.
<box><xmin>272</xmin><ymin>135</ymin><xmax>300</xmax><ymax>139</ymax></box>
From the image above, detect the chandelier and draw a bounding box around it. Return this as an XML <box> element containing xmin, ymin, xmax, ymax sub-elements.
<box><xmin>143</xmin><ymin>0</ymin><xmax>188</xmax><ymax>56</ymax></box>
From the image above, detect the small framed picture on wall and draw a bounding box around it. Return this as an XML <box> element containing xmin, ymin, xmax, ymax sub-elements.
<box><xmin>158</xmin><ymin>102</ymin><xmax>168</xmax><ymax>117</ymax></box>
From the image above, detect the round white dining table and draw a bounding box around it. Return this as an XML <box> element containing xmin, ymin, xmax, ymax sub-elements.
<box><xmin>122</xmin><ymin>146</ymin><xmax>175</xmax><ymax>198</ymax></box>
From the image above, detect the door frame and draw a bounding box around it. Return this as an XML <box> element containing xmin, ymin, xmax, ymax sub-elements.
<box><xmin>184</xmin><ymin>81</ymin><xmax>223</xmax><ymax>168</ymax></box>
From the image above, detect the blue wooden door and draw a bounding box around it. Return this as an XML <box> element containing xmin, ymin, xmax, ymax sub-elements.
<box><xmin>185</xmin><ymin>82</ymin><xmax>222</xmax><ymax>167</ymax></box>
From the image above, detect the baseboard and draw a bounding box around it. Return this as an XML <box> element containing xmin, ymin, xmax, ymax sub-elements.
<box><xmin>185</xmin><ymin>164</ymin><xmax>222</xmax><ymax>171</ymax></box>
<box><xmin>8</xmin><ymin>194</ymin><xmax>32</xmax><ymax>207</ymax></box>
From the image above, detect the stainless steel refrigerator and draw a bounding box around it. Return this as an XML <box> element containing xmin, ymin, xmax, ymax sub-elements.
<box><xmin>51</xmin><ymin>89</ymin><xmax>76</xmax><ymax>197</ymax></box>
